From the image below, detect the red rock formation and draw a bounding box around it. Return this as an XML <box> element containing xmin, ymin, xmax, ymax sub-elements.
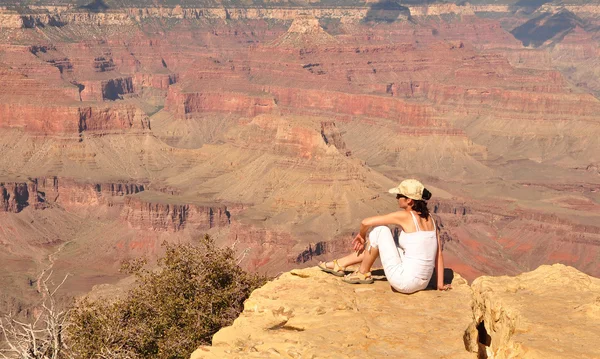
<box><xmin>78</xmin><ymin>103</ymin><xmax>150</xmax><ymax>132</ymax></box>
<box><xmin>0</xmin><ymin>102</ymin><xmax>149</xmax><ymax>134</ymax></box>
<box><xmin>267</xmin><ymin>86</ymin><xmax>438</xmax><ymax>127</ymax></box>
<box><xmin>0</xmin><ymin>180</ymin><xmax>41</xmax><ymax>213</ymax></box>
<box><xmin>121</xmin><ymin>196</ymin><xmax>230</xmax><ymax>232</ymax></box>
<box><xmin>36</xmin><ymin>177</ymin><xmax>146</xmax><ymax>206</ymax></box>
<box><xmin>133</xmin><ymin>73</ymin><xmax>178</xmax><ymax>91</ymax></box>
<box><xmin>80</xmin><ymin>77</ymin><xmax>135</xmax><ymax>101</ymax></box>
<box><xmin>165</xmin><ymin>87</ymin><xmax>276</xmax><ymax>118</ymax></box>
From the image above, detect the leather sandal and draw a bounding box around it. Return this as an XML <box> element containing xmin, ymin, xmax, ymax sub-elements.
<box><xmin>342</xmin><ymin>270</ymin><xmax>374</xmax><ymax>284</ymax></box>
<box><xmin>318</xmin><ymin>259</ymin><xmax>346</xmax><ymax>277</ymax></box>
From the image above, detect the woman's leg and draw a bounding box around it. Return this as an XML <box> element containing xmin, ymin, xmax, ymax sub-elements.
<box><xmin>367</xmin><ymin>226</ymin><xmax>404</xmax><ymax>278</ymax></box>
<box><xmin>359</xmin><ymin>246</ymin><xmax>379</xmax><ymax>273</ymax></box>
<box><xmin>324</xmin><ymin>251</ymin><xmax>364</xmax><ymax>269</ymax></box>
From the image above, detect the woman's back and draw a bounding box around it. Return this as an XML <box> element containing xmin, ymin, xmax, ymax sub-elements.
<box><xmin>401</xmin><ymin>210</ymin><xmax>435</xmax><ymax>233</ymax></box>
<box><xmin>398</xmin><ymin>212</ymin><xmax>438</xmax><ymax>280</ymax></box>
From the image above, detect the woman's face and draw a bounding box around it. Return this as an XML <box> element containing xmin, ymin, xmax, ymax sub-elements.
<box><xmin>396</xmin><ymin>194</ymin><xmax>412</xmax><ymax>209</ymax></box>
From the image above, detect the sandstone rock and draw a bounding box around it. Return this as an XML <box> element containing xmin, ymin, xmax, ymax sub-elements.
<box><xmin>192</xmin><ymin>267</ymin><xmax>473</xmax><ymax>359</ymax></box>
<box><xmin>465</xmin><ymin>264</ymin><xmax>600</xmax><ymax>359</ymax></box>
<box><xmin>192</xmin><ymin>265</ymin><xmax>600</xmax><ymax>358</ymax></box>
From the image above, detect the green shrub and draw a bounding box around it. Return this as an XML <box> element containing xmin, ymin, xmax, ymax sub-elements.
<box><xmin>68</xmin><ymin>235</ymin><xmax>267</xmax><ymax>359</ymax></box>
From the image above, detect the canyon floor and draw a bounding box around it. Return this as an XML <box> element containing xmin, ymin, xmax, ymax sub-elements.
<box><xmin>1</xmin><ymin>0</ymin><xmax>600</xmax><ymax>316</ymax></box>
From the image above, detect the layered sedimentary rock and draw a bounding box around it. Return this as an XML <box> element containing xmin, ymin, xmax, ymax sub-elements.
<box><xmin>0</xmin><ymin>102</ymin><xmax>149</xmax><ymax>133</ymax></box>
<box><xmin>0</xmin><ymin>180</ymin><xmax>41</xmax><ymax>212</ymax></box>
<box><xmin>121</xmin><ymin>194</ymin><xmax>231</xmax><ymax>232</ymax></box>
<box><xmin>0</xmin><ymin>176</ymin><xmax>148</xmax><ymax>211</ymax></box>
<box><xmin>165</xmin><ymin>87</ymin><xmax>276</xmax><ymax>118</ymax></box>
<box><xmin>192</xmin><ymin>264</ymin><xmax>600</xmax><ymax>359</ymax></box>
<box><xmin>36</xmin><ymin>177</ymin><xmax>146</xmax><ymax>206</ymax></box>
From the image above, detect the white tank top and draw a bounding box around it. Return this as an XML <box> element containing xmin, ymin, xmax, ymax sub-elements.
<box><xmin>397</xmin><ymin>212</ymin><xmax>438</xmax><ymax>280</ymax></box>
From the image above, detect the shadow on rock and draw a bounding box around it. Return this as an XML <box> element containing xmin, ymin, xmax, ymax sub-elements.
<box><xmin>363</xmin><ymin>0</ymin><xmax>411</xmax><ymax>23</ymax></box>
<box><xmin>80</xmin><ymin>0</ymin><xmax>109</xmax><ymax>13</ymax></box>
<box><xmin>426</xmin><ymin>268</ymin><xmax>455</xmax><ymax>290</ymax></box>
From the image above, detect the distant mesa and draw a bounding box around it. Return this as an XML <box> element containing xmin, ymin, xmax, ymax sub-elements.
<box><xmin>269</xmin><ymin>14</ymin><xmax>337</xmax><ymax>48</ymax></box>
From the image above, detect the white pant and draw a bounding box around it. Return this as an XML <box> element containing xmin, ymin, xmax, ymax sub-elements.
<box><xmin>368</xmin><ymin>226</ymin><xmax>430</xmax><ymax>294</ymax></box>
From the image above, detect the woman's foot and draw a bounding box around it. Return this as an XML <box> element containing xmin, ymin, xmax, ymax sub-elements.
<box><xmin>342</xmin><ymin>270</ymin><xmax>374</xmax><ymax>284</ymax></box>
<box><xmin>318</xmin><ymin>259</ymin><xmax>346</xmax><ymax>277</ymax></box>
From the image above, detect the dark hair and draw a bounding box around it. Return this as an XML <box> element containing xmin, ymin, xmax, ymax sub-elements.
<box><xmin>414</xmin><ymin>188</ymin><xmax>432</xmax><ymax>218</ymax></box>
<box><xmin>413</xmin><ymin>200</ymin><xmax>430</xmax><ymax>218</ymax></box>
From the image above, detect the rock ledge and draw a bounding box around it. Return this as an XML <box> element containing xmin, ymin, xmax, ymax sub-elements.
<box><xmin>192</xmin><ymin>264</ymin><xmax>600</xmax><ymax>358</ymax></box>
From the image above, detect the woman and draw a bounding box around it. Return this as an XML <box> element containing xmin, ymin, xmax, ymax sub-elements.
<box><xmin>319</xmin><ymin>179</ymin><xmax>451</xmax><ymax>293</ymax></box>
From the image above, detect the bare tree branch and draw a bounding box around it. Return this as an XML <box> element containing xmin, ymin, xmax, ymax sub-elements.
<box><xmin>0</xmin><ymin>271</ymin><xmax>72</xmax><ymax>359</ymax></box>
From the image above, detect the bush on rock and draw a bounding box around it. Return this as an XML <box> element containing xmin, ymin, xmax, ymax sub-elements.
<box><xmin>68</xmin><ymin>235</ymin><xmax>266</xmax><ymax>359</ymax></box>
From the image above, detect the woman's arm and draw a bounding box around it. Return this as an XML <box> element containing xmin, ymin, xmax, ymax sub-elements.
<box><xmin>352</xmin><ymin>212</ymin><xmax>404</xmax><ymax>252</ymax></box>
<box><xmin>435</xmin><ymin>228</ymin><xmax>451</xmax><ymax>291</ymax></box>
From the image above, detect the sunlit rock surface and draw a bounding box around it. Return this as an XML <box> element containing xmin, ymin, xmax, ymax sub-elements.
<box><xmin>466</xmin><ymin>264</ymin><xmax>600</xmax><ymax>359</ymax></box>
<box><xmin>192</xmin><ymin>264</ymin><xmax>600</xmax><ymax>359</ymax></box>
<box><xmin>192</xmin><ymin>266</ymin><xmax>473</xmax><ymax>358</ymax></box>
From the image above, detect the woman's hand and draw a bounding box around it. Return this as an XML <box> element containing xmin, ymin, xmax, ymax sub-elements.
<box><xmin>438</xmin><ymin>283</ymin><xmax>452</xmax><ymax>291</ymax></box>
<box><xmin>352</xmin><ymin>233</ymin><xmax>365</xmax><ymax>252</ymax></box>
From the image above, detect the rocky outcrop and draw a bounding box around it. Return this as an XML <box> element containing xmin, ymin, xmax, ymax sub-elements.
<box><xmin>0</xmin><ymin>102</ymin><xmax>149</xmax><ymax>134</ymax></box>
<box><xmin>36</xmin><ymin>177</ymin><xmax>146</xmax><ymax>207</ymax></box>
<box><xmin>465</xmin><ymin>264</ymin><xmax>600</xmax><ymax>359</ymax></box>
<box><xmin>121</xmin><ymin>195</ymin><xmax>231</xmax><ymax>232</ymax></box>
<box><xmin>192</xmin><ymin>264</ymin><xmax>600</xmax><ymax>358</ymax></box>
<box><xmin>165</xmin><ymin>87</ymin><xmax>276</xmax><ymax>118</ymax></box>
<box><xmin>133</xmin><ymin>73</ymin><xmax>178</xmax><ymax>91</ymax></box>
<box><xmin>78</xmin><ymin>103</ymin><xmax>150</xmax><ymax>132</ymax></box>
<box><xmin>266</xmin><ymin>86</ymin><xmax>438</xmax><ymax>127</ymax></box>
<box><xmin>80</xmin><ymin>76</ymin><xmax>135</xmax><ymax>101</ymax></box>
<box><xmin>192</xmin><ymin>266</ymin><xmax>473</xmax><ymax>358</ymax></box>
<box><xmin>0</xmin><ymin>180</ymin><xmax>42</xmax><ymax>212</ymax></box>
<box><xmin>320</xmin><ymin>121</ymin><xmax>348</xmax><ymax>154</ymax></box>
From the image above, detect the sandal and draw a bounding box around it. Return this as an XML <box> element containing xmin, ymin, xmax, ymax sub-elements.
<box><xmin>342</xmin><ymin>270</ymin><xmax>374</xmax><ymax>284</ymax></box>
<box><xmin>318</xmin><ymin>259</ymin><xmax>346</xmax><ymax>277</ymax></box>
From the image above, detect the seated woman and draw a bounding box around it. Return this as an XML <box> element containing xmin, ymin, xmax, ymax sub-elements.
<box><xmin>319</xmin><ymin>179</ymin><xmax>451</xmax><ymax>293</ymax></box>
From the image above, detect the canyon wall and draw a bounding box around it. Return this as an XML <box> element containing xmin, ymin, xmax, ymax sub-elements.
<box><xmin>121</xmin><ymin>196</ymin><xmax>231</xmax><ymax>232</ymax></box>
<box><xmin>0</xmin><ymin>180</ymin><xmax>41</xmax><ymax>212</ymax></box>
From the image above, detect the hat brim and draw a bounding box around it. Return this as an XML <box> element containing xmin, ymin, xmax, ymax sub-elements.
<box><xmin>388</xmin><ymin>188</ymin><xmax>400</xmax><ymax>194</ymax></box>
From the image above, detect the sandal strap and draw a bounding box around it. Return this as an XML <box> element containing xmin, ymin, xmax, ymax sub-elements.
<box><xmin>333</xmin><ymin>259</ymin><xmax>345</xmax><ymax>272</ymax></box>
<box><xmin>347</xmin><ymin>270</ymin><xmax>371</xmax><ymax>280</ymax></box>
